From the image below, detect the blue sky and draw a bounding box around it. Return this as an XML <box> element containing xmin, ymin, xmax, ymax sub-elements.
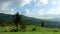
<box><xmin>0</xmin><ymin>0</ymin><xmax>60</xmax><ymax>19</ymax></box>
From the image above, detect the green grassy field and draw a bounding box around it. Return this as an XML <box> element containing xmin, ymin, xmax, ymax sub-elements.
<box><xmin>0</xmin><ymin>25</ymin><xmax>60</xmax><ymax>32</ymax></box>
<box><xmin>0</xmin><ymin>25</ymin><xmax>60</xmax><ymax>34</ymax></box>
<box><xmin>0</xmin><ymin>32</ymin><xmax>60</xmax><ymax>34</ymax></box>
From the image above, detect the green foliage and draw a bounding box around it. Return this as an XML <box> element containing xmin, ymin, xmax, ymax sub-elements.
<box><xmin>20</xmin><ymin>25</ymin><xmax>26</xmax><ymax>32</ymax></box>
<box><xmin>41</xmin><ymin>22</ymin><xmax>44</xmax><ymax>27</ymax></box>
<box><xmin>13</xmin><ymin>12</ymin><xmax>22</xmax><ymax>25</ymax></box>
<box><xmin>13</xmin><ymin>12</ymin><xmax>26</xmax><ymax>32</ymax></box>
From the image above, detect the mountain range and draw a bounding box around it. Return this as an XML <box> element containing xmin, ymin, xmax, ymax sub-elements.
<box><xmin>0</xmin><ymin>13</ymin><xmax>60</xmax><ymax>28</ymax></box>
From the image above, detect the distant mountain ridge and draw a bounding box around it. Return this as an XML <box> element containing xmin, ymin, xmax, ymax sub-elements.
<box><xmin>0</xmin><ymin>13</ymin><xmax>60</xmax><ymax>28</ymax></box>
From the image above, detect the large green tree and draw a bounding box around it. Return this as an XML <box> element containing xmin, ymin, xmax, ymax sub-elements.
<box><xmin>13</xmin><ymin>12</ymin><xmax>22</xmax><ymax>31</ymax></box>
<box><xmin>13</xmin><ymin>12</ymin><xmax>26</xmax><ymax>32</ymax></box>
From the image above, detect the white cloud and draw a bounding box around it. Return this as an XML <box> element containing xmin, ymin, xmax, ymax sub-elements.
<box><xmin>51</xmin><ymin>1</ymin><xmax>60</xmax><ymax>5</ymax></box>
<box><xmin>27</xmin><ymin>7</ymin><xmax>60</xmax><ymax>19</ymax></box>
<box><xmin>51</xmin><ymin>1</ymin><xmax>57</xmax><ymax>4</ymax></box>
<box><xmin>0</xmin><ymin>1</ymin><xmax>17</xmax><ymax>15</ymax></box>
<box><xmin>1</xmin><ymin>2</ymin><xmax>11</xmax><ymax>10</ymax></box>
<box><xmin>36</xmin><ymin>9</ymin><xmax>45</xmax><ymax>16</ymax></box>
<box><xmin>0</xmin><ymin>8</ymin><xmax>17</xmax><ymax>15</ymax></box>
<box><xmin>23</xmin><ymin>9</ymin><xmax>36</xmax><ymax>17</ymax></box>
<box><xmin>58</xmin><ymin>1</ymin><xmax>60</xmax><ymax>4</ymax></box>
<box><xmin>48</xmin><ymin>7</ymin><xmax>60</xmax><ymax>15</ymax></box>
<box><xmin>9</xmin><ymin>0</ymin><xmax>32</xmax><ymax>7</ymax></box>
<box><xmin>25</xmin><ymin>9</ymin><xmax>30</xmax><ymax>15</ymax></box>
<box><xmin>23</xmin><ymin>8</ymin><xmax>58</xmax><ymax>19</ymax></box>
<box><xmin>0</xmin><ymin>0</ymin><xmax>32</xmax><ymax>15</ymax></box>
<box><xmin>34</xmin><ymin>0</ymin><xmax>37</xmax><ymax>2</ymax></box>
<box><xmin>19</xmin><ymin>0</ymin><xmax>32</xmax><ymax>7</ymax></box>
<box><xmin>40</xmin><ymin>0</ymin><xmax>48</xmax><ymax>5</ymax></box>
<box><xmin>24</xmin><ymin>9</ymin><xmax>37</xmax><ymax>18</ymax></box>
<box><xmin>1</xmin><ymin>0</ymin><xmax>60</xmax><ymax>19</ymax></box>
<box><xmin>35</xmin><ymin>16</ymin><xmax>55</xmax><ymax>19</ymax></box>
<box><xmin>24</xmin><ymin>9</ymin><xmax>54</xmax><ymax>19</ymax></box>
<box><xmin>34</xmin><ymin>0</ymin><xmax>48</xmax><ymax>6</ymax></box>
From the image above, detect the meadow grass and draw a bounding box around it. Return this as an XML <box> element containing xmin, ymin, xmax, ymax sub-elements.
<box><xmin>0</xmin><ymin>25</ymin><xmax>60</xmax><ymax>34</ymax></box>
<box><xmin>0</xmin><ymin>25</ymin><xmax>60</xmax><ymax>32</ymax></box>
<box><xmin>0</xmin><ymin>32</ymin><xmax>60</xmax><ymax>34</ymax></box>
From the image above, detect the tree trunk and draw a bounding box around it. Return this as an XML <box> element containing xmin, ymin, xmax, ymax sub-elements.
<box><xmin>15</xmin><ymin>24</ymin><xmax>18</xmax><ymax>32</ymax></box>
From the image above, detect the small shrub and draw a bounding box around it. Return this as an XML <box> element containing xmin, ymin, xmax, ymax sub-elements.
<box><xmin>10</xmin><ymin>29</ymin><xmax>18</xmax><ymax>32</ymax></box>
<box><xmin>32</xmin><ymin>28</ymin><xmax>36</xmax><ymax>31</ymax></box>
<box><xmin>20</xmin><ymin>25</ymin><xmax>26</xmax><ymax>32</ymax></box>
<box><xmin>53</xmin><ymin>30</ymin><xmax>58</xmax><ymax>32</ymax></box>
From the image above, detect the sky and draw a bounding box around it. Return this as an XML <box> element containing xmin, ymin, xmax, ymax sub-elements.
<box><xmin>0</xmin><ymin>0</ymin><xmax>60</xmax><ymax>19</ymax></box>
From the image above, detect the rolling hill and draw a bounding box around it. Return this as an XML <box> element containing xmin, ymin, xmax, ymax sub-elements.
<box><xmin>0</xmin><ymin>13</ymin><xmax>60</xmax><ymax>28</ymax></box>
